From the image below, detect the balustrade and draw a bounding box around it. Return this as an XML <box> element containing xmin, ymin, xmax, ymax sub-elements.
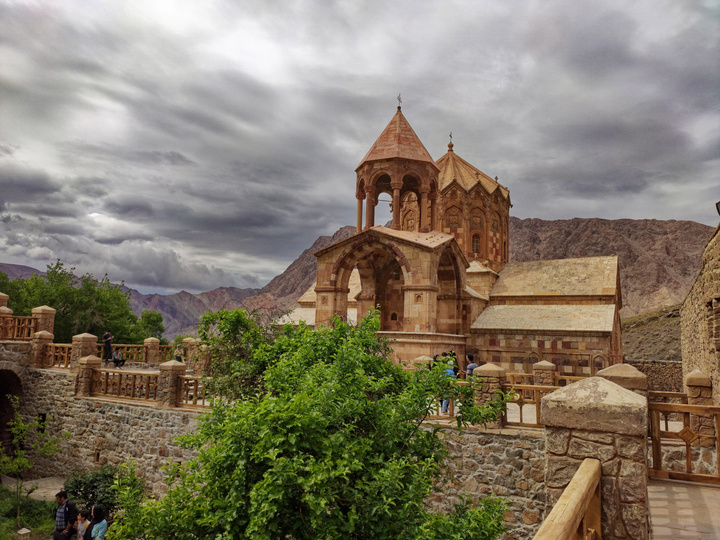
<box><xmin>0</xmin><ymin>316</ymin><xmax>36</xmax><ymax>340</ymax></box>
<box><xmin>92</xmin><ymin>369</ymin><xmax>159</xmax><ymax>401</ymax></box>
<box><xmin>177</xmin><ymin>376</ymin><xmax>211</xmax><ymax>408</ymax></box>
<box><xmin>44</xmin><ymin>344</ymin><xmax>72</xmax><ymax>368</ymax></box>
<box><xmin>96</xmin><ymin>343</ymin><xmax>147</xmax><ymax>363</ymax></box>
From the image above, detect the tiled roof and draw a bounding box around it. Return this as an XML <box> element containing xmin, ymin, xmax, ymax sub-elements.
<box><xmin>471</xmin><ymin>304</ymin><xmax>616</xmax><ymax>333</ymax></box>
<box><xmin>435</xmin><ymin>143</ymin><xmax>510</xmax><ymax>199</ymax></box>
<box><xmin>357</xmin><ymin>107</ymin><xmax>437</xmax><ymax>169</ymax></box>
<box><xmin>491</xmin><ymin>256</ymin><xmax>619</xmax><ymax>298</ymax></box>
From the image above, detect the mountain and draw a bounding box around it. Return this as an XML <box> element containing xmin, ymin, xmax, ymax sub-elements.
<box><xmin>1</xmin><ymin>218</ymin><xmax>714</xmax><ymax>339</ymax></box>
<box><xmin>509</xmin><ymin>217</ymin><xmax>714</xmax><ymax>317</ymax></box>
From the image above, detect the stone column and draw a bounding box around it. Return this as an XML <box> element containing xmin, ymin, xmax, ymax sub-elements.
<box><xmin>365</xmin><ymin>189</ymin><xmax>375</xmax><ymax>229</ymax></box>
<box><xmin>71</xmin><ymin>333</ymin><xmax>99</xmax><ymax>372</ymax></box>
<box><xmin>182</xmin><ymin>337</ymin><xmax>198</xmax><ymax>371</ymax></box>
<box><xmin>0</xmin><ymin>305</ymin><xmax>13</xmax><ymax>339</ymax></box>
<box><xmin>144</xmin><ymin>337</ymin><xmax>160</xmax><ymax>364</ymax></box>
<box><xmin>356</xmin><ymin>197</ymin><xmax>363</xmax><ymax>233</ymax></box>
<box><xmin>30</xmin><ymin>330</ymin><xmax>54</xmax><ymax>368</ymax></box>
<box><xmin>685</xmin><ymin>369</ymin><xmax>715</xmax><ymax>447</ymax></box>
<box><xmin>76</xmin><ymin>355</ymin><xmax>102</xmax><ymax>397</ymax></box>
<box><xmin>419</xmin><ymin>189</ymin><xmax>429</xmax><ymax>232</ymax></box>
<box><xmin>430</xmin><ymin>194</ymin><xmax>438</xmax><ymax>231</ymax></box>
<box><xmin>542</xmin><ymin>377</ymin><xmax>650</xmax><ymax>540</ymax></box>
<box><xmin>597</xmin><ymin>363</ymin><xmax>648</xmax><ymax>398</ymax></box>
<box><xmin>0</xmin><ymin>292</ymin><xmax>8</xmax><ymax>308</ymax></box>
<box><xmin>473</xmin><ymin>363</ymin><xmax>506</xmax><ymax>428</ymax></box>
<box><xmin>533</xmin><ymin>360</ymin><xmax>556</xmax><ymax>386</ymax></box>
<box><xmin>392</xmin><ymin>187</ymin><xmax>401</xmax><ymax>230</ymax></box>
<box><xmin>31</xmin><ymin>305</ymin><xmax>56</xmax><ymax>335</ymax></box>
<box><xmin>157</xmin><ymin>360</ymin><xmax>188</xmax><ymax>408</ymax></box>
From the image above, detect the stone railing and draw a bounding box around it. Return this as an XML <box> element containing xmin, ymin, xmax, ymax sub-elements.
<box><xmin>533</xmin><ymin>458</ymin><xmax>601</xmax><ymax>540</ymax></box>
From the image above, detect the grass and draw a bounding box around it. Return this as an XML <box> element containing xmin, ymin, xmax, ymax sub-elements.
<box><xmin>0</xmin><ymin>485</ymin><xmax>56</xmax><ymax>540</ymax></box>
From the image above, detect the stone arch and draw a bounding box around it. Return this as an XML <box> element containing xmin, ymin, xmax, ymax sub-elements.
<box><xmin>592</xmin><ymin>354</ymin><xmax>607</xmax><ymax>374</ymax></box>
<box><xmin>435</xmin><ymin>246</ymin><xmax>465</xmax><ymax>334</ymax></box>
<box><xmin>0</xmin><ymin>363</ymin><xmax>24</xmax><ymax>455</ymax></box>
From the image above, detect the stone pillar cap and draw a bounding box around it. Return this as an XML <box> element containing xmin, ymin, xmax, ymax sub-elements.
<box><xmin>78</xmin><ymin>354</ymin><xmax>102</xmax><ymax>365</ymax></box>
<box><xmin>685</xmin><ymin>369</ymin><xmax>711</xmax><ymax>387</ymax></box>
<box><xmin>33</xmin><ymin>330</ymin><xmax>54</xmax><ymax>339</ymax></box>
<box><xmin>73</xmin><ymin>333</ymin><xmax>98</xmax><ymax>341</ymax></box>
<box><xmin>0</xmin><ymin>306</ymin><xmax>13</xmax><ymax>315</ymax></box>
<box><xmin>144</xmin><ymin>337</ymin><xmax>160</xmax><ymax>344</ymax></box>
<box><xmin>474</xmin><ymin>363</ymin><xmax>506</xmax><ymax>377</ymax></box>
<box><xmin>31</xmin><ymin>305</ymin><xmax>56</xmax><ymax>314</ymax></box>
<box><xmin>532</xmin><ymin>360</ymin><xmax>555</xmax><ymax>371</ymax></box>
<box><xmin>0</xmin><ymin>292</ymin><xmax>8</xmax><ymax>300</ymax></box>
<box><xmin>541</xmin><ymin>377</ymin><xmax>647</xmax><ymax>435</ymax></box>
<box><xmin>160</xmin><ymin>359</ymin><xmax>187</xmax><ymax>371</ymax></box>
<box><xmin>182</xmin><ymin>337</ymin><xmax>198</xmax><ymax>344</ymax></box>
<box><xmin>596</xmin><ymin>363</ymin><xmax>648</xmax><ymax>391</ymax></box>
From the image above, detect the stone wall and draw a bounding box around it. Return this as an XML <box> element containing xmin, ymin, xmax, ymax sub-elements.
<box><xmin>681</xmin><ymin>225</ymin><xmax>720</xmax><ymax>403</ymax></box>
<box><xmin>18</xmin><ymin>368</ymin><xmax>199</xmax><ymax>494</ymax></box>
<box><xmin>427</xmin><ymin>426</ymin><xmax>546</xmax><ymax>540</ymax></box>
<box><xmin>626</xmin><ymin>359</ymin><xmax>683</xmax><ymax>391</ymax></box>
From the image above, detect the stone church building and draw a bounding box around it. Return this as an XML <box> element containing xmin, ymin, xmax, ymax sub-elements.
<box><xmin>287</xmin><ymin>107</ymin><xmax>623</xmax><ymax>375</ymax></box>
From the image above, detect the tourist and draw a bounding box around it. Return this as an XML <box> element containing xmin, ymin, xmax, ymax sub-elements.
<box><xmin>465</xmin><ymin>353</ymin><xmax>478</xmax><ymax>377</ymax></box>
<box><xmin>112</xmin><ymin>347</ymin><xmax>125</xmax><ymax>369</ymax></box>
<box><xmin>90</xmin><ymin>505</ymin><xmax>108</xmax><ymax>539</ymax></box>
<box><xmin>76</xmin><ymin>509</ymin><xmax>91</xmax><ymax>540</ymax></box>
<box><xmin>102</xmin><ymin>331</ymin><xmax>113</xmax><ymax>364</ymax></box>
<box><xmin>54</xmin><ymin>490</ymin><xmax>78</xmax><ymax>540</ymax></box>
<box><xmin>441</xmin><ymin>359</ymin><xmax>456</xmax><ymax>414</ymax></box>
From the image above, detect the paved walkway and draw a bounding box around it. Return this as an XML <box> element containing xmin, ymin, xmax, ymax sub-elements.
<box><xmin>1</xmin><ymin>475</ymin><xmax>65</xmax><ymax>501</ymax></box>
<box><xmin>649</xmin><ymin>478</ymin><xmax>720</xmax><ymax>539</ymax></box>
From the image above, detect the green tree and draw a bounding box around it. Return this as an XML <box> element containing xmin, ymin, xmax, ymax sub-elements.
<box><xmin>132</xmin><ymin>310</ymin><xmax>166</xmax><ymax>342</ymax></box>
<box><xmin>0</xmin><ymin>396</ymin><xmax>64</xmax><ymax>528</ymax></box>
<box><xmin>1</xmin><ymin>261</ymin><xmax>147</xmax><ymax>343</ymax></box>
<box><xmin>110</xmin><ymin>311</ymin><xmax>508</xmax><ymax>539</ymax></box>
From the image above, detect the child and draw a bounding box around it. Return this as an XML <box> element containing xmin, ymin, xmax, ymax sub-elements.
<box><xmin>76</xmin><ymin>508</ymin><xmax>91</xmax><ymax>540</ymax></box>
<box><xmin>91</xmin><ymin>505</ymin><xmax>108</xmax><ymax>539</ymax></box>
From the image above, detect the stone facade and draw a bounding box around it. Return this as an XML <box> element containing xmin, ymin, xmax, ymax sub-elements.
<box><xmin>18</xmin><ymin>368</ymin><xmax>199</xmax><ymax>494</ymax></box>
<box><xmin>427</xmin><ymin>427</ymin><xmax>546</xmax><ymax>540</ymax></box>
<box><xmin>681</xmin><ymin>223</ymin><xmax>720</xmax><ymax>404</ymax></box>
<box><xmin>627</xmin><ymin>359</ymin><xmax>683</xmax><ymax>392</ymax></box>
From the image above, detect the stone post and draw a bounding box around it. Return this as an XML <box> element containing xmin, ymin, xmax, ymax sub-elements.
<box><xmin>0</xmin><ymin>292</ymin><xmax>8</xmax><ymax>307</ymax></box>
<box><xmin>71</xmin><ymin>333</ymin><xmax>98</xmax><ymax>372</ymax></box>
<box><xmin>31</xmin><ymin>305</ymin><xmax>56</xmax><ymax>335</ymax></box>
<box><xmin>76</xmin><ymin>355</ymin><xmax>101</xmax><ymax>397</ymax></box>
<box><xmin>542</xmin><ymin>377</ymin><xmax>650</xmax><ymax>540</ymax></box>
<box><xmin>157</xmin><ymin>360</ymin><xmax>188</xmax><ymax>408</ymax></box>
<box><xmin>182</xmin><ymin>337</ymin><xmax>199</xmax><ymax>371</ymax></box>
<box><xmin>0</xmin><ymin>305</ymin><xmax>13</xmax><ymax>339</ymax></box>
<box><xmin>473</xmin><ymin>363</ymin><xmax>506</xmax><ymax>428</ymax></box>
<box><xmin>597</xmin><ymin>364</ymin><xmax>648</xmax><ymax>398</ymax></box>
<box><xmin>30</xmin><ymin>330</ymin><xmax>54</xmax><ymax>368</ymax></box>
<box><xmin>685</xmin><ymin>369</ymin><xmax>715</xmax><ymax>447</ymax></box>
<box><xmin>144</xmin><ymin>337</ymin><xmax>160</xmax><ymax>364</ymax></box>
<box><xmin>533</xmin><ymin>360</ymin><xmax>556</xmax><ymax>386</ymax></box>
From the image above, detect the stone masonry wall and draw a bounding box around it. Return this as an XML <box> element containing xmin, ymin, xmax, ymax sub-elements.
<box><xmin>427</xmin><ymin>426</ymin><xmax>546</xmax><ymax>540</ymax></box>
<box><xmin>681</xmin><ymin>225</ymin><xmax>720</xmax><ymax>403</ymax></box>
<box><xmin>18</xmin><ymin>368</ymin><xmax>199</xmax><ymax>494</ymax></box>
<box><xmin>626</xmin><ymin>359</ymin><xmax>683</xmax><ymax>392</ymax></box>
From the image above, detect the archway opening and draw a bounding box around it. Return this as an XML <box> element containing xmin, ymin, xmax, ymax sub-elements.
<box><xmin>0</xmin><ymin>370</ymin><xmax>24</xmax><ymax>455</ymax></box>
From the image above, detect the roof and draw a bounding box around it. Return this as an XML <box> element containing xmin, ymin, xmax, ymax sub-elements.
<box><xmin>314</xmin><ymin>226</ymin><xmax>461</xmax><ymax>258</ymax></box>
<box><xmin>357</xmin><ymin>107</ymin><xmax>438</xmax><ymax>170</ymax></box>
<box><xmin>435</xmin><ymin>143</ymin><xmax>510</xmax><ymax>199</ymax></box>
<box><xmin>467</xmin><ymin>260</ymin><xmax>498</xmax><ymax>275</ymax></box>
<box><xmin>490</xmin><ymin>256</ymin><xmax>619</xmax><ymax>298</ymax></box>
<box><xmin>471</xmin><ymin>304</ymin><xmax>616</xmax><ymax>333</ymax></box>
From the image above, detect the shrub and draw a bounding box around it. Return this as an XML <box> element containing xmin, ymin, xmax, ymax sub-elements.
<box><xmin>65</xmin><ymin>465</ymin><xmax>120</xmax><ymax>515</ymax></box>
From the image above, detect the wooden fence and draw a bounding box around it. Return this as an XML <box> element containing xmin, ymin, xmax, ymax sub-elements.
<box><xmin>177</xmin><ymin>376</ymin><xmax>211</xmax><ymax>408</ymax></box>
<box><xmin>91</xmin><ymin>370</ymin><xmax>159</xmax><ymax>402</ymax></box>
<box><xmin>44</xmin><ymin>344</ymin><xmax>72</xmax><ymax>369</ymax></box>
<box><xmin>0</xmin><ymin>316</ymin><xmax>36</xmax><ymax>340</ymax></box>
<box><xmin>96</xmin><ymin>343</ymin><xmax>147</xmax><ymax>363</ymax></box>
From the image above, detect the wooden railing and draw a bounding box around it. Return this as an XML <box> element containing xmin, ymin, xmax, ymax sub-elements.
<box><xmin>177</xmin><ymin>376</ymin><xmax>211</xmax><ymax>408</ymax></box>
<box><xmin>0</xmin><ymin>316</ymin><xmax>36</xmax><ymax>340</ymax></box>
<box><xmin>533</xmin><ymin>458</ymin><xmax>601</xmax><ymax>540</ymax></box>
<box><xmin>44</xmin><ymin>344</ymin><xmax>72</xmax><ymax>369</ymax></box>
<box><xmin>502</xmin><ymin>383</ymin><xmax>559</xmax><ymax>428</ymax></box>
<box><xmin>158</xmin><ymin>344</ymin><xmax>175</xmax><ymax>362</ymax></box>
<box><xmin>96</xmin><ymin>343</ymin><xmax>147</xmax><ymax>363</ymax></box>
<box><xmin>648</xmin><ymin>401</ymin><xmax>720</xmax><ymax>485</ymax></box>
<box><xmin>91</xmin><ymin>369</ymin><xmax>159</xmax><ymax>402</ymax></box>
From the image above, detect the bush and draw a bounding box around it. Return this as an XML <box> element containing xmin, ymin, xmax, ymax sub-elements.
<box><xmin>0</xmin><ymin>485</ymin><xmax>56</xmax><ymax>540</ymax></box>
<box><xmin>65</xmin><ymin>466</ymin><xmax>120</xmax><ymax>515</ymax></box>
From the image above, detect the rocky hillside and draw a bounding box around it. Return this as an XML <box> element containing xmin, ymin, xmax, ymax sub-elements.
<box><xmin>621</xmin><ymin>305</ymin><xmax>682</xmax><ymax>363</ymax></box>
<box><xmin>509</xmin><ymin>217</ymin><xmax>714</xmax><ymax>317</ymax></box>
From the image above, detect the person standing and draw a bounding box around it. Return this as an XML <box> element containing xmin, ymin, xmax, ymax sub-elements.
<box><xmin>465</xmin><ymin>353</ymin><xmax>478</xmax><ymax>377</ymax></box>
<box><xmin>90</xmin><ymin>505</ymin><xmax>108</xmax><ymax>539</ymax></box>
<box><xmin>102</xmin><ymin>331</ymin><xmax>113</xmax><ymax>364</ymax></box>
<box><xmin>441</xmin><ymin>359</ymin><xmax>456</xmax><ymax>414</ymax></box>
<box><xmin>54</xmin><ymin>490</ymin><xmax>78</xmax><ymax>540</ymax></box>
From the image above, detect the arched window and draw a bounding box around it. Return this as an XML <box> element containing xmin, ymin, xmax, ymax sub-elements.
<box><xmin>472</xmin><ymin>234</ymin><xmax>480</xmax><ymax>253</ymax></box>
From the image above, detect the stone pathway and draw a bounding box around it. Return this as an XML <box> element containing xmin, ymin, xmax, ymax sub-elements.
<box><xmin>1</xmin><ymin>475</ymin><xmax>65</xmax><ymax>501</ymax></box>
<box><xmin>649</xmin><ymin>478</ymin><xmax>720</xmax><ymax>539</ymax></box>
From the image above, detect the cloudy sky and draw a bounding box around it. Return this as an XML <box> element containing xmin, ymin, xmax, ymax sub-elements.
<box><xmin>1</xmin><ymin>0</ymin><xmax>718</xmax><ymax>294</ymax></box>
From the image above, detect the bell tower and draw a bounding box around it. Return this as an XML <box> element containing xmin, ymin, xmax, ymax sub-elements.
<box><xmin>355</xmin><ymin>107</ymin><xmax>440</xmax><ymax>233</ymax></box>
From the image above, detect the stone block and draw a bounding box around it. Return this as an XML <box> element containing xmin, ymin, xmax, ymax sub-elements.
<box><xmin>596</xmin><ymin>363</ymin><xmax>648</xmax><ymax>392</ymax></box>
<box><xmin>567</xmin><ymin>438</ymin><xmax>616</xmax><ymax>462</ymax></box>
<box><xmin>545</xmin><ymin>428</ymin><xmax>570</xmax><ymax>455</ymax></box>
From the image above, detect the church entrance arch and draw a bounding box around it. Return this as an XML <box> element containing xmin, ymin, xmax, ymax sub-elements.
<box><xmin>0</xmin><ymin>365</ymin><xmax>24</xmax><ymax>454</ymax></box>
<box><xmin>436</xmin><ymin>248</ymin><xmax>464</xmax><ymax>335</ymax></box>
<box><xmin>333</xmin><ymin>239</ymin><xmax>409</xmax><ymax>331</ymax></box>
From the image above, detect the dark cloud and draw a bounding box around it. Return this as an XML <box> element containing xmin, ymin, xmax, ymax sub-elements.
<box><xmin>0</xmin><ymin>164</ymin><xmax>62</xmax><ymax>202</ymax></box>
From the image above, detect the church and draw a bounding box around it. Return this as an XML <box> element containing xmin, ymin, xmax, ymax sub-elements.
<box><xmin>287</xmin><ymin>106</ymin><xmax>623</xmax><ymax>376</ymax></box>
